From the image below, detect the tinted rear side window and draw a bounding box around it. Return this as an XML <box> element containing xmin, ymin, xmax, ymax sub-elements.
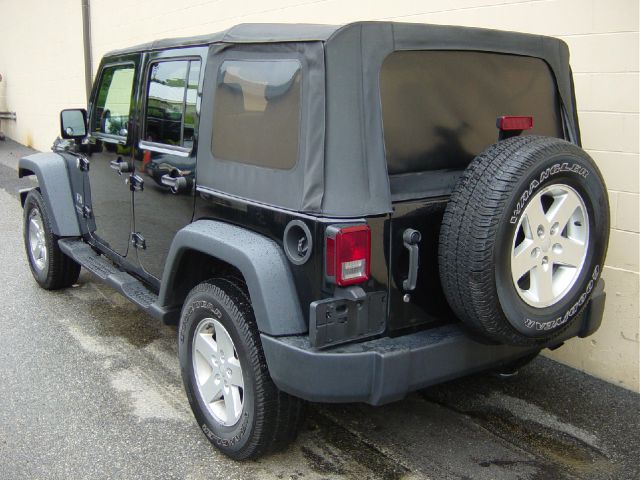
<box><xmin>380</xmin><ymin>51</ymin><xmax>563</xmax><ymax>176</ymax></box>
<box><xmin>211</xmin><ymin>59</ymin><xmax>301</xmax><ymax>170</ymax></box>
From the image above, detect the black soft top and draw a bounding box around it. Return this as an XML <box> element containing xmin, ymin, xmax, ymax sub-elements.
<box><xmin>108</xmin><ymin>22</ymin><xmax>578</xmax><ymax>217</ymax></box>
<box><xmin>107</xmin><ymin>23</ymin><xmax>342</xmax><ymax>55</ymax></box>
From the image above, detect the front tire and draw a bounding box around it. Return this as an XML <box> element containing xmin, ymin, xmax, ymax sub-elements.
<box><xmin>23</xmin><ymin>189</ymin><xmax>81</xmax><ymax>290</ymax></box>
<box><xmin>178</xmin><ymin>278</ymin><xmax>305</xmax><ymax>460</ymax></box>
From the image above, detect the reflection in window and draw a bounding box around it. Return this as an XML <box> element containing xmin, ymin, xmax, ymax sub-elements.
<box><xmin>183</xmin><ymin>62</ymin><xmax>200</xmax><ymax>149</ymax></box>
<box><xmin>92</xmin><ymin>65</ymin><xmax>135</xmax><ymax>136</ymax></box>
<box><xmin>144</xmin><ymin>60</ymin><xmax>201</xmax><ymax>147</ymax></box>
<box><xmin>212</xmin><ymin>59</ymin><xmax>301</xmax><ymax>170</ymax></box>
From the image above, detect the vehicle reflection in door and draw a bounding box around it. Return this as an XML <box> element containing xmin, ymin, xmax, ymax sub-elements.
<box><xmin>134</xmin><ymin>147</ymin><xmax>196</xmax><ymax>280</ymax></box>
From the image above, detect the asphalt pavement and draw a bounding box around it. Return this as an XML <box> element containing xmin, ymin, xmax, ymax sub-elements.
<box><xmin>0</xmin><ymin>139</ymin><xmax>638</xmax><ymax>480</ymax></box>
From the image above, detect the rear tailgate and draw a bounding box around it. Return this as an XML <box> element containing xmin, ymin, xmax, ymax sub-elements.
<box><xmin>380</xmin><ymin>50</ymin><xmax>565</xmax><ymax>332</ymax></box>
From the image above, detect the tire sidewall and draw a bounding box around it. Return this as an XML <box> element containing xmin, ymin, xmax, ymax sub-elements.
<box><xmin>494</xmin><ymin>145</ymin><xmax>608</xmax><ymax>338</ymax></box>
<box><xmin>178</xmin><ymin>287</ymin><xmax>256</xmax><ymax>456</ymax></box>
<box><xmin>23</xmin><ymin>191</ymin><xmax>51</xmax><ymax>284</ymax></box>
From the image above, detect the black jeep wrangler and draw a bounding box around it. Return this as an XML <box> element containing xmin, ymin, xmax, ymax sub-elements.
<box><xmin>19</xmin><ymin>22</ymin><xmax>609</xmax><ymax>459</ymax></box>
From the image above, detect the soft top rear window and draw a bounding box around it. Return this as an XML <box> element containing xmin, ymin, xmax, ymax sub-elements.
<box><xmin>380</xmin><ymin>50</ymin><xmax>563</xmax><ymax>183</ymax></box>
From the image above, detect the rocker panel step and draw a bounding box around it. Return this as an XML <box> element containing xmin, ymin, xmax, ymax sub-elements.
<box><xmin>58</xmin><ymin>238</ymin><xmax>159</xmax><ymax>313</ymax></box>
<box><xmin>58</xmin><ymin>238</ymin><xmax>118</xmax><ymax>280</ymax></box>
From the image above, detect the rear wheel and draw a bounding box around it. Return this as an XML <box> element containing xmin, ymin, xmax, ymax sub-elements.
<box><xmin>23</xmin><ymin>189</ymin><xmax>80</xmax><ymax>290</ymax></box>
<box><xmin>179</xmin><ymin>278</ymin><xmax>305</xmax><ymax>459</ymax></box>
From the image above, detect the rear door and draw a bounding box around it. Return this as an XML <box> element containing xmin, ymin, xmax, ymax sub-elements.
<box><xmin>86</xmin><ymin>55</ymin><xmax>141</xmax><ymax>256</ymax></box>
<box><xmin>379</xmin><ymin>50</ymin><xmax>565</xmax><ymax>332</ymax></box>
<box><xmin>133</xmin><ymin>47</ymin><xmax>205</xmax><ymax>280</ymax></box>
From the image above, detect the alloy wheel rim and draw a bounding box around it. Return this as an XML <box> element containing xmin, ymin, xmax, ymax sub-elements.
<box><xmin>510</xmin><ymin>184</ymin><xmax>589</xmax><ymax>308</ymax></box>
<box><xmin>192</xmin><ymin>318</ymin><xmax>244</xmax><ymax>426</ymax></box>
<box><xmin>28</xmin><ymin>209</ymin><xmax>47</xmax><ymax>272</ymax></box>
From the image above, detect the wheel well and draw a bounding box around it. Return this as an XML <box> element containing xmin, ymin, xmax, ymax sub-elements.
<box><xmin>168</xmin><ymin>249</ymin><xmax>247</xmax><ymax>310</ymax></box>
<box><xmin>19</xmin><ymin>186</ymin><xmax>40</xmax><ymax>207</ymax></box>
<box><xmin>18</xmin><ymin>168</ymin><xmax>36</xmax><ymax>207</ymax></box>
<box><xmin>18</xmin><ymin>167</ymin><xmax>35</xmax><ymax>179</ymax></box>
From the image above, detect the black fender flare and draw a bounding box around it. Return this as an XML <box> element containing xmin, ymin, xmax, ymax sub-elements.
<box><xmin>18</xmin><ymin>152</ymin><xmax>81</xmax><ymax>237</ymax></box>
<box><xmin>158</xmin><ymin>220</ymin><xmax>306</xmax><ymax>336</ymax></box>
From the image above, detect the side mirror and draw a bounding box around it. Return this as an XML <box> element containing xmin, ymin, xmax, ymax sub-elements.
<box><xmin>60</xmin><ymin>109</ymin><xmax>87</xmax><ymax>139</ymax></box>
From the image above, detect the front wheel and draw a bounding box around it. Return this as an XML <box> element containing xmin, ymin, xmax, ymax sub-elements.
<box><xmin>178</xmin><ymin>278</ymin><xmax>305</xmax><ymax>460</ymax></box>
<box><xmin>23</xmin><ymin>189</ymin><xmax>80</xmax><ymax>290</ymax></box>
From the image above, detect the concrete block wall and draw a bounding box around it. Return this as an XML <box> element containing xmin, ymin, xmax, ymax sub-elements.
<box><xmin>0</xmin><ymin>0</ymin><xmax>638</xmax><ymax>390</ymax></box>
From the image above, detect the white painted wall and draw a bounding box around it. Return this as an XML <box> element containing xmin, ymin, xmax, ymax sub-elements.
<box><xmin>0</xmin><ymin>1</ymin><xmax>87</xmax><ymax>148</ymax></box>
<box><xmin>0</xmin><ymin>0</ymin><xmax>637</xmax><ymax>391</ymax></box>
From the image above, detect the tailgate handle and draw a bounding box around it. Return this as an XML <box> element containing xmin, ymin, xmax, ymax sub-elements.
<box><xmin>402</xmin><ymin>229</ymin><xmax>422</xmax><ymax>291</ymax></box>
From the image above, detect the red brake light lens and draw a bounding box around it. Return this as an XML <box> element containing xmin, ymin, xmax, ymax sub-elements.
<box><xmin>498</xmin><ymin>115</ymin><xmax>534</xmax><ymax>131</ymax></box>
<box><xmin>326</xmin><ymin>237</ymin><xmax>336</xmax><ymax>277</ymax></box>
<box><xmin>325</xmin><ymin>225</ymin><xmax>371</xmax><ymax>286</ymax></box>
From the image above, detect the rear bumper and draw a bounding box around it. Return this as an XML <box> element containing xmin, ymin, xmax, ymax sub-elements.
<box><xmin>262</xmin><ymin>279</ymin><xmax>605</xmax><ymax>406</ymax></box>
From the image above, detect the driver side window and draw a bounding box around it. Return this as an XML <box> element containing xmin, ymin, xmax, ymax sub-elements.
<box><xmin>91</xmin><ymin>64</ymin><xmax>135</xmax><ymax>137</ymax></box>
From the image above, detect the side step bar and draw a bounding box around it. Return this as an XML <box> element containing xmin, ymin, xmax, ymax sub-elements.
<box><xmin>58</xmin><ymin>238</ymin><xmax>179</xmax><ymax>323</ymax></box>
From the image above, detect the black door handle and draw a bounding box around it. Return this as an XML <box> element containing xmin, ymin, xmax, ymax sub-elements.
<box><xmin>402</xmin><ymin>228</ymin><xmax>422</xmax><ymax>291</ymax></box>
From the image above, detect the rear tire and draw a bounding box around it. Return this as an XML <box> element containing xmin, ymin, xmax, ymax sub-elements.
<box><xmin>178</xmin><ymin>278</ymin><xmax>305</xmax><ymax>460</ymax></box>
<box><xmin>23</xmin><ymin>189</ymin><xmax>81</xmax><ymax>290</ymax></box>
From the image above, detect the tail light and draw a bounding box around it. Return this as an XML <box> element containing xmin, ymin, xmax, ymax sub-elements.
<box><xmin>325</xmin><ymin>225</ymin><xmax>371</xmax><ymax>286</ymax></box>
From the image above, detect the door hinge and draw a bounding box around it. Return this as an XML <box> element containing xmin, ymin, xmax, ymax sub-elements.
<box><xmin>82</xmin><ymin>205</ymin><xmax>92</xmax><ymax>219</ymax></box>
<box><xmin>131</xmin><ymin>232</ymin><xmax>146</xmax><ymax>250</ymax></box>
<box><xmin>126</xmin><ymin>174</ymin><xmax>144</xmax><ymax>192</ymax></box>
<box><xmin>76</xmin><ymin>156</ymin><xmax>90</xmax><ymax>172</ymax></box>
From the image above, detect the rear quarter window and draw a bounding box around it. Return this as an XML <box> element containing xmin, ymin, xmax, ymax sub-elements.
<box><xmin>211</xmin><ymin>59</ymin><xmax>301</xmax><ymax>170</ymax></box>
<box><xmin>380</xmin><ymin>50</ymin><xmax>564</xmax><ymax>177</ymax></box>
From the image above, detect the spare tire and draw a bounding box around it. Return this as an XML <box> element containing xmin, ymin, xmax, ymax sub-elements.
<box><xmin>439</xmin><ymin>136</ymin><xmax>609</xmax><ymax>345</ymax></box>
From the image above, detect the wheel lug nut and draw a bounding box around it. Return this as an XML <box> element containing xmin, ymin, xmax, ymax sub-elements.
<box><xmin>550</xmin><ymin>222</ymin><xmax>560</xmax><ymax>235</ymax></box>
<box><xmin>553</xmin><ymin>243</ymin><xmax>563</xmax><ymax>254</ymax></box>
<box><xmin>531</xmin><ymin>247</ymin><xmax>540</xmax><ymax>258</ymax></box>
<box><xmin>537</xmin><ymin>225</ymin><xmax>545</xmax><ymax>238</ymax></box>
<box><xmin>226</xmin><ymin>368</ymin><xmax>232</xmax><ymax>377</ymax></box>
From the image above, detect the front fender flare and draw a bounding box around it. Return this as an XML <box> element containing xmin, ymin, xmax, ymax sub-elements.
<box><xmin>18</xmin><ymin>152</ymin><xmax>80</xmax><ymax>236</ymax></box>
<box><xmin>158</xmin><ymin>220</ymin><xmax>306</xmax><ymax>336</ymax></box>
